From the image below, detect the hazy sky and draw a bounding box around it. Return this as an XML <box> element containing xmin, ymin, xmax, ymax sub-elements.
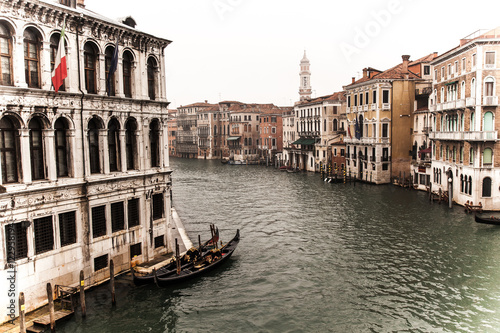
<box><xmin>85</xmin><ymin>0</ymin><xmax>499</xmax><ymax>108</ymax></box>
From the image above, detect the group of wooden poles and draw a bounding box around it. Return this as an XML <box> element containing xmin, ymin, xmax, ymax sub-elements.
<box><xmin>17</xmin><ymin>260</ymin><xmax>121</xmax><ymax>333</ymax></box>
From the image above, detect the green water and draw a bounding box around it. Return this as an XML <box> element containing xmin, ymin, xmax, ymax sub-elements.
<box><xmin>60</xmin><ymin>158</ymin><xmax>500</xmax><ymax>332</ymax></box>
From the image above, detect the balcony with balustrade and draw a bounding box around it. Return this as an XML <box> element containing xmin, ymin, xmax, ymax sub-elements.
<box><xmin>429</xmin><ymin>131</ymin><xmax>498</xmax><ymax>141</ymax></box>
<box><xmin>483</xmin><ymin>96</ymin><xmax>499</xmax><ymax>106</ymax></box>
<box><xmin>466</xmin><ymin>97</ymin><xmax>475</xmax><ymax>107</ymax></box>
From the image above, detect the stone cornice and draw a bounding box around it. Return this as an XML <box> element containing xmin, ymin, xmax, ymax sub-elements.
<box><xmin>0</xmin><ymin>0</ymin><xmax>171</xmax><ymax>50</ymax></box>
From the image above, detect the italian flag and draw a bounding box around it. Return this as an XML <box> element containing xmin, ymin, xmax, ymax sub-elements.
<box><xmin>52</xmin><ymin>23</ymin><xmax>67</xmax><ymax>93</ymax></box>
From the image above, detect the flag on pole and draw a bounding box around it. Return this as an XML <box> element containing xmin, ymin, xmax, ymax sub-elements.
<box><xmin>347</xmin><ymin>123</ymin><xmax>352</xmax><ymax>139</ymax></box>
<box><xmin>51</xmin><ymin>21</ymin><xmax>67</xmax><ymax>93</ymax></box>
<box><xmin>107</xmin><ymin>36</ymin><xmax>119</xmax><ymax>96</ymax></box>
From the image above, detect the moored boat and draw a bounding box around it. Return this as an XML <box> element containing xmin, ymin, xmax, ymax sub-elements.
<box><xmin>474</xmin><ymin>214</ymin><xmax>500</xmax><ymax>225</ymax></box>
<box><xmin>154</xmin><ymin>229</ymin><xmax>240</xmax><ymax>287</ymax></box>
<box><xmin>133</xmin><ymin>226</ymin><xmax>220</xmax><ymax>286</ymax></box>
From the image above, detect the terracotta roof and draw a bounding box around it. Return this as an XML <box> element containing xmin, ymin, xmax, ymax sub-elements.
<box><xmin>409</xmin><ymin>53</ymin><xmax>438</xmax><ymax>65</ymax></box>
<box><xmin>178</xmin><ymin>102</ymin><xmax>216</xmax><ymax>108</ymax></box>
<box><xmin>296</xmin><ymin>91</ymin><xmax>345</xmax><ymax>106</ymax></box>
<box><xmin>345</xmin><ymin>55</ymin><xmax>436</xmax><ymax>87</ymax></box>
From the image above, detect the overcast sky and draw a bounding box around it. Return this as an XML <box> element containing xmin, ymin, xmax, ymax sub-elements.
<box><xmin>85</xmin><ymin>0</ymin><xmax>499</xmax><ymax>108</ymax></box>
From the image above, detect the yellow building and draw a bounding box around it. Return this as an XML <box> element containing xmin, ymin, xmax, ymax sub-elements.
<box><xmin>344</xmin><ymin>55</ymin><xmax>435</xmax><ymax>184</ymax></box>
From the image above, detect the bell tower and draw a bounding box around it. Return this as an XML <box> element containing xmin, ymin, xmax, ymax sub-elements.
<box><xmin>299</xmin><ymin>51</ymin><xmax>312</xmax><ymax>101</ymax></box>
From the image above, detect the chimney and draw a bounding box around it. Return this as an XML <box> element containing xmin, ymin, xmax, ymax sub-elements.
<box><xmin>205</xmin><ymin>100</ymin><xmax>208</xmax><ymax>103</ymax></box>
<box><xmin>352</xmin><ymin>77</ymin><xmax>356</xmax><ymax>84</ymax></box>
<box><xmin>402</xmin><ymin>55</ymin><xmax>410</xmax><ymax>74</ymax></box>
<box><xmin>363</xmin><ymin>68</ymin><xmax>368</xmax><ymax>78</ymax></box>
<box><xmin>77</xmin><ymin>0</ymin><xmax>85</xmax><ymax>8</ymax></box>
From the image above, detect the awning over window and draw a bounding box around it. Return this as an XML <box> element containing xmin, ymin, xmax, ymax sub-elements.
<box><xmin>227</xmin><ymin>136</ymin><xmax>240</xmax><ymax>141</ymax></box>
<box><xmin>445</xmin><ymin>80</ymin><xmax>459</xmax><ymax>86</ymax></box>
<box><xmin>292</xmin><ymin>138</ymin><xmax>316</xmax><ymax>145</ymax></box>
<box><xmin>302</xmin><ymin>139</ymin><xmax>316</xmax><ymax>145</ymax></box>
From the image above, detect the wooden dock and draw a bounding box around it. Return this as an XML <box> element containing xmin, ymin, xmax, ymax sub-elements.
<box><xmin>27</xmin><ymin>310</ymin><xmax>74</xmax><ymax>333</ymax></box>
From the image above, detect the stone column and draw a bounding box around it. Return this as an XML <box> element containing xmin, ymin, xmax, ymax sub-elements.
<box><xmin>98</xmin><ymin>53</ymin><xmax>106</xmax><ymax>95</ymax></box>
<box><xmin>19</xmin><ymin>129</ymin><xmax>31</xmax><ymax>184</ymax></box>
<box><xmin>15</xmin><ymin>34</ymin><xmax>27</xmax><ymax>88</ymax></box>
<box><xmin>119</xmin><ymin>129</ymin><xmax>127</xmax><ymax>172</ymax></box>
<box><xmin>116</xmin><ymin>57</ymin><xmax>125</xmax><ymax>98</ymax></box>
<box><xmin>43</xmin><ymin>129</ymin><xmax>57</xmax><ymax>181</ymax></box>
<box><xmin>67</xmin><ymin>129</ymin><xmax>78</xmax><ymax>178</ymax></box>
<box><xmin>99</xmin><ymin>129</ymin><xmax>109</xmax><ymax>174</ymax></box>
<box><xmin>41</xmin><ymin>41</ymin><xmax>52</xmax><ymax>91</ymax></box>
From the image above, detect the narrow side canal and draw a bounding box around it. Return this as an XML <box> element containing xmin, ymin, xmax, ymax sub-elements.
<box><xmin>60</xmin><ymin>157</ymin><xmax>500</xmax><ymax>332</ymax></box>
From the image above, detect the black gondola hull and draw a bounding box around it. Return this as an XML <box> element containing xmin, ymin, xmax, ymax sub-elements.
<box><xmin>475</xmin><ymin>214</ymin><xmax>500</xmax><ymax>225</ymax></box>
<box><xmin>155</xmin><ymin>230</ymin><xmax>240</xmax><ymax>287</ymax></box>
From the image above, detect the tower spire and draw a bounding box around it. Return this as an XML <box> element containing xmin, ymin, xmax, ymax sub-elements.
<box><xmin>299</xmin><ymin>51</ymin><xmax>312</xmax><ymax>101</ymax></box>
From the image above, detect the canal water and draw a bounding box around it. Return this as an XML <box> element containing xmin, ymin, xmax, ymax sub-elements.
<box><xmin>60</xmin><ymin>157</ymin><xmax>500</xmax><ymax>332</ymax></box>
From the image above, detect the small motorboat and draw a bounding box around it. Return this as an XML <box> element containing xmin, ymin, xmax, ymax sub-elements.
<box><xmin>474</xmin><ymin>214</ymin><xmax>500</xmax><ymax>225</ymax></box>
<box><xmin>154</xmin><ymin>229</ymin><xmax>240</xmax><ymax>287</ymax></box>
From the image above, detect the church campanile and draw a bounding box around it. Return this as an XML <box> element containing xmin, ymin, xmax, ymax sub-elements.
<box><xmin>299</xmin><ymin>51</ymin><xmax>312</xmax><ymax>101</ymax></box>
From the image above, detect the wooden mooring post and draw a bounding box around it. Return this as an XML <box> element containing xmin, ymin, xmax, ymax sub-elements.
<box><xmin>19</xmin><ymin>292</ymin><xmax>26</xmax><ymax>333</ymax></box>
<box><xmin>80</xmin><ymin>270</ymin><xmax>86</xmax><ymax>317</ymax></box>
<box><xmin>110</xmin><ymin>260</ymin><xmax>116</xmax><ymax>306</ymax></box>
<box><xmin>47</xmin><ymin>283</ymin><xmax>55</xmax><ymax>332</ymax></box>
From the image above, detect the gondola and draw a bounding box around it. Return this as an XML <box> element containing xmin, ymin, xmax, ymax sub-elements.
<box><xmin>154</xmin><ymin>229</ymin><xmax>240</xmax><ymax>287</ymax></box>
<box><xmin>474</xmin><ymin>214</ymin><xmax>500</xmax><ymax>225</ymax></box>
<box><xmin>132</xmin><ymin>227</ymin><xmax>220</xmax><ymax>286</ymax></box>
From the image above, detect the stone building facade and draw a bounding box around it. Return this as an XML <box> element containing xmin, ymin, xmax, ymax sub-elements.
<box><xmin>429</xmin><ymin>28</ymin><xmax>500</xmax><ymax>210</ymax></box>
<box><xmin>344</xmin><ymin>55</ymin><xmax>434</xmax><ymax>184</ymax></box>
<box><xmin>0</xmin><ymin>0</ymin><xmax>172</xmax><ymax>323</ymax></box>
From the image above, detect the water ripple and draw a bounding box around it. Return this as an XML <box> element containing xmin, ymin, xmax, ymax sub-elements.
<box><xmin>59</xmin><ymin>159</ymin><xmax>500</xmax><ymax>333</ymax></box>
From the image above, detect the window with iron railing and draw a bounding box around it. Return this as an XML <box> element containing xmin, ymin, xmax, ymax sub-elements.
<box><xmin>34</xmin><ymin>216</ymin><xmax>54</xmax><ymax>255</ymax></box>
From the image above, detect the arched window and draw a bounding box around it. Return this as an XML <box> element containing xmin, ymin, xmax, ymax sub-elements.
<box><xmin>333</xmin><ymin>119</ymin><xmax>338</xmax><ymax>131</ymax></box>
<box><xmin>244</xmin><ymin>138</ymin><xmax>248</xmax><ymax>146</ymax></box>
<box><xmin>485</xmin><ymin>77</ymin><xmax>494</xmax><ymax>96</ymax></box>
<box><xmin>214</xmin><ymin>125</ymin><xmax>217</xmax><ymax>136</ymax></box>
<box><xmin>88</xmin><ymin>118</ymin><xmax>101</xmax><ymax>174</ymax></box>
<box><xmin>125</xmin><ymin>119</ymin><xmax>137</xmax><ymax>170</ymax></box>
<box><xmin>324</xmin><ymin>119</ymin><xmax>326</xmax><ymax>132</ymax></box>
<box><xmin>50</xmin><ymin>33</ymin><xmax>65</xmax><ymax>91</ymax></box>
<box><xmin>461</xmin><ymin>81</ymin><xmax>465</xmax><ymax>99</ymax></box>
<box><xmin>24</xmin><ymin>28</ymin><xmax>41</xmax><ymax>88</ymax></box>
<box><xmin>471</xmin><ymin>78</ymin><xmax>476</xmax><ymax>98</ymax></box>
<box><xmin>105</xmin><ymin>46</ymin><xmax>116</xmax><ymax>96</ymax></box>
<box><xmin>483</xmin><ymin>147</ymin><xmax>493</xmax><ymax>165</ymax></box>
<box><xmin>470</xmin><ymin>112</ymin><xmax>475</xmax><ymax>131</ymax></box>
<box><xmin>483</xmin><ymin>111</ymin><xmax>494</xmax><ymax>131</ymax></box>
<box><xmin>84</xmin><ymin>43</ymin><xmax>98</xmax><ymax>94</ymax></box>
<box><xmin>122</xmin><ymin>51</ymin><xmax>133</xmax><ymax>98</ymax></box>
<box><xmin>482</xmin><ymin>177</ymin><xmax>492</xmax><ymax>197</ymax></box>
<box><xmin>470</xmin><ymin>147</ymin><xmax>474</xmax><ymax>165</ymax></box>
<box><xmin>468</xmin><ymin>176</ymin><xmax>472</xmax><ymax>195</ymax></box>
<box><xmin>54</xmin><ymin>118</ymin><xmax>69</xmax><ymax>177</ymax></box>
<box><xmin>29</xmin><ymin>117</ymin><xmax>45</xmax><ymax>180</ymax></box>
<box><xmin>465</xmin><ymin>175</ymin><xmax>469</xmax><ymax>194</ymax></box>
<box><xmin>147</xmin><ymin>57</ymin><xmax>157</xmax><ymax>100</ymax></box>
<box><xmin>0</xmin><ymin>23</ymin><xmax>13</xmax><ymax>85</ymax></box>
<box><xmin>460</xmin><ymin>175</ymin><xmax>464</xmax><ymax>193</ymax></box>
<box><xmin>108</xmin><ymin>118</ymin><xmax>120</xmax><ymax>172</ymax></box>
<box><xmin>149</xmin><ymin>119</ymin><xmax>160</xmax><ymax>167</ymax></box>
<box><xmin>438</xmin><ymin>169</ymin><xmax>442</xmax><ymax>184</ymax></box>
<box><xmin>0</xmin><ymin>117</ymin><xmax>19</xmax><ymax>183</ymax></box>
<box><xmin>248</xmin><ymin>137</ymin><xmax>252</xmax><ymax>146</ymax></box>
